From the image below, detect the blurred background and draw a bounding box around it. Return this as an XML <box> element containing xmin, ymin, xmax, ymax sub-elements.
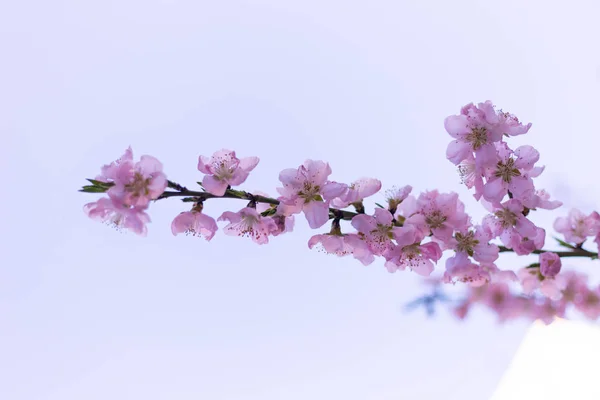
<box><xmin>0</xmin><ymin>1</ymin><xmax>598</xmax><ymax>399</ymax></box>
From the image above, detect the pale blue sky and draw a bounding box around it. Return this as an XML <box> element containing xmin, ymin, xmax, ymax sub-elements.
<box><xmin>1</xmin><ymin>1</ymin><xmax>599</xmax><ymax>399</ymax></box>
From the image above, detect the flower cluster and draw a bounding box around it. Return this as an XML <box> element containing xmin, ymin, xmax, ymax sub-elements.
<box><xmin>80</xmin><ymin>101</ymin><xmax>600</xmax><ymax>324</ymax></box>
<box><xmin>83</xmin><ymin>147</ymin><xmax>167</xmax><ymax>236</ymax></box>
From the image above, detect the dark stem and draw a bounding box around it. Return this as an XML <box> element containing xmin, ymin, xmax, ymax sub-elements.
<box><xmin>498</xmin><ymin>246</ymin><xmax>598</xmax><ymax>258</ymax></box>
<box><xmin>157</xmin><ymin>187</ymin><xmax>360</xmax><ymax>221</ymax></box>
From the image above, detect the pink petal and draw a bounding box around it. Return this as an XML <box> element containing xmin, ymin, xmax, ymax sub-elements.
<box><xmin>202</xmin><ymin>175</ymin><xmax>228</xmax><ymax>196</ymax></box>
<box><xmin>540</xmin><ymin>280</ymin><xmax>563</xmax><ymax>301</ymax></box>
<box><xmin>411</xmin><ymin>259</ymin><xmax>434</xmax><ymax>276</ymax></box>
<box><xmin>137</xmin><ymin>155</ymin><xmax>164</xmax><ymax>175</ymax></box>
<box><xmin>446</xmin><ymin>140</ymin><xmax>471</xmax><ymax>165</ymax></box>
<box><xmin>482</xmin><ymin>178</ymin><xmax>506</xmax><ymax>203</ymax></box>
<box><xmin>351</xmin><ymin>214</ymin><xmax>377</xmax><ymax>233</ymax></box>
<box><xmin>303</xmin><ymin>160</ymin><xmax>332</xmax><ymax>186</ymax></box>
<box><xmin>444</xmin><ymin>115</ymin><xmax>470</xmax><ymax>138</ymax></box>
<box><xmin>374</xmin><ymin>208</ymin><xmax>394</xmax><ymax>226</ymax></box>
<box><xmin>303</xmin><ymin>201</ymin><xmax>330</xmax><ymax>229</ymax></box>
<box><xmin>196</xmin><ymin>213</ymin><xmax>218</xmax><ymax>240</ymax></box>
<box><xmin>514</xmin><ymin>145</ymin><xmax>540</xmax><ymax>170</ymax></box>
<box><xmin>392</xmin><ymin>226</ymin><xmax>417</xmax><ymax>247</ymax></box>
<box><xmin>197</xmin><ymin>155</ymin><xmax>212</xmax><ymax>174</ymax></box>
<box><xmin>171</xmin><ymin>212</ymin><xmax>195</xmax><ymax>235</ymax></box>
<box><xmin>322</xmin><ymin>181</ymin><xmax>348</xmax><ymax>201</ymax></box>
<box><xmin>239</xmin><ymin>156</ymin><xmax>259</xmax><ymax>172</ymax></box>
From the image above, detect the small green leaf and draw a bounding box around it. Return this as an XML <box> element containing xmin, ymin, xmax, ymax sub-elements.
<box><xmin>86</xmin><ymin>179</ymin><xmax>114</xmax><ymax>188</ymax></box>
<box><xmin>79</xmin><ymin>185</ymin><xmax>108</xmax><ymax>193</ymax></box>
<box><xmin>375</xmin><ymin>202</ymin><xmax>385</xmax><ymax>208</ymax></box>
<box><xmin>260</xmin><ymin>208</ymin><xmax>277</xmax><ymax>217</ymax></box>
<box><xmin>554</xmin><ymin>237</ymin><xmax>576</xmax><ymax>249</ymax></box>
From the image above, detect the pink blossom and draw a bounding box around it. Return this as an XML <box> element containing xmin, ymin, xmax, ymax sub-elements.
<box><xmin>560</xmin><ymin>271</ymin><xmax>589</xmax><ymax>304</ymax></box>
<box><xmin>574</xmin><ymin>286</ymin><xmax>600</xmax><ymax>319</ymax></box>
<box><xmin>482</xmin><ymin>263</ymin><xmax>517</xmax><ymax>283</ymax></box>
<box><xmin>198</xmin><ymin>149</ymin><xmax>259</xmax><ymax>196</ymax></box>
<box><xmin>171</xmin><ymin>209</ymin><xmax>218</xmax><ymax>240</ymax></box>
<box><xmin>384</xmin><ymin>225</ymin><xmax>442</xmax><ymax>276</ymax></box>
<box><xmin>496</xmin><ymin>109</ymin><xmax>532</xmax><ymax>137</ymax></box>
<box><xmin>308</xmin><ymin>234</ymin><xmax>355</xmax><ymax>257</ymax></box>
<box><xmin>254</xmin><ymin>195</ymin><xmax>295</xmax><ymax>237</ymax></box>
<box><xmin>517</xmin><ymin>267</ymin><xmax>565</xmax><ymax>301</ymax></box>
<box><xmin>385</xmin><ymin>185</ymin><xmax>413</xmax><ymax>213</ymax></box>
<box><xmin>96</xmin><ymin>147</ymin><xmax>168</xmax><ymax>207</ymax></box>
<box><xmin>218</xmin><ymin>207</ymin><xmax>277</xmax><ymax>244</ymax></box>
<box><xmin>457</xmin><ymin>155</ymin><xmax>485</xmax><ymax>199</ymax></box>
<box><xmin>483</xmin><ymin>199</ymin><xmax>543</xmax><ymax>253</ymax></box>
<box><xmin>110</xmin><ymin>155</ymin><xmax>168</xmax><ymax>207</ymax></box>
<box><xmin>351</xmin><ymin>208</ymin><xmax>396</xmax><ymax>256</ymax></box>
<box><xmin>539</xmin><ymin>252</ymin><xmax>562</xmax><ymax>278</ymax></box>
<box><xmin>331</xmin><ymin>177</ymin><xmax>381</xmax><ymax>208</ymax></box>
<box><xmin>531</xmin><ymin>189</ymin><xmax>562</xmax><ymax>210</ymax></box>
<box><xmin>481</xmin><ymin>143</ymin><xmax>537</xmax><ymax>206</ymax></box>
<box><xmin>450</xmin><ymin>225</ymin><xmax>499</xmax><ymax>264</ymax></box>
<box><xmin>403</xmin><ymin>190</ymin><xmax>470</xmax><ymax>244</ymax></box>
<box><xmin>445</xmin><ymin>101</ymin><xmax>530</xmax><ymax>168</ymax></box>
<box><xmin>532</xmin><ymin>299</ymin><xmax>566</xmax><ymax>324</ymax></box>
<box><xmin>277</xmin><ymin>160</ymin><xmax>345</xmax><ymax>229</ymax></box>
<box><xmin>553</xmin><ymin>208</ymin><xmax>598</xmax><ymax>244</ymax></box>
<box><xmin>445</xmin><ymin>101</ymin><xmax>504</xmax><ymax>167</ymax></box>
<box><xmin>343</xmin><ymin>234</ymin><xmax>377</xmax><ymax>266</ymax></box>
<box><xmin>96</xmin><ymin>147</ymin><xmax>133</xmax><ymax>183</ymax></box>
<box><xmin>266</xmin><ymin>214</ymin><xmax>295</xmax><ymax>237</ymax></box>
<box><xmin>443</xmin><ymin>252</ymin><xmax>490</xmax><ymax>287</ymax></box>
<box><xmin>84</xmin><ymin>194</ymin><xmax>150</xmax><ymax>236</ymax></box>
<box><xmin>510</xmin><ymin>226</ymin><xmax>546</xmax><ymax>256</ymax></box>
<box><xmin>480</xmin><ymin>282</ymin><xmax>522</xmax><ymax>322</ymax></box>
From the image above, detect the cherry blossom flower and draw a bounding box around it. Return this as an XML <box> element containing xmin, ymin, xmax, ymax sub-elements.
<box><xmin>481</xmin><ymin>143</ymin><xmax>537</xmax><ymax>206</ymax></box>
<box><xmin>95</xmin><ymin>147</ymin><xmax>168</xmax><ymax>207</ymax></box>
<box><xmin>84</xmin><ymin>194</ymin><xmax>150</xmax><ymax>236</ymax></box>
<box><xmin>457</xmin><ymin>155</ymin><xmax>485</xmax><ymax>199</ymax></box>
<box><xmin>277</xmin><ymin>159</ymin><xmax>346</xmax><ymax>228</ymax></box>
<box><xmin>218</xmin><ymin>207</ymin><xmax>277</xmax><ymax>244</ymax></box>
<box><xmin>483</xmin><ymin>199</ymin><xmax>544</xmax><ymax>254</ymax></box>
<box><xmin>96</xmin><ymin>146</ymin><xmax>133</xmax><ymax>183</ymax></box>
<box><xmin>110</xmin><ymin>155</ymin><xmax>168</xmax><ymax>207</ymax></box>
<box><xmin>445</xmin><ymin>101</ymin><xmax>530</xmax><ymax>168</ymax></box>
<box><xmin>443</xmin><ymin>252</ymin><xmax>490</xmax><ymax>286</ymax></box>
<box><xmin>540</xmin><ymin>252</ymin><xmax>562</xmax><ymax>278</ymax></box>
<box><xmin>574</xmin><ymin>286</ymin><xmax>600</xmax><ymax>319</ymax></box>
<box><xmin>402</xmin><ymin>190</ymin><xmax>469</xmax><ymax>244</ymax></box>
<box><xmin>351</xmin><ymin>208</ymin><xmax>396</xmax><ymax>256</ymax></box>
<box><xmin>198</xmin><ymin>149</ymin><xmax>259</xmax><ymax>196</ymax></box>
<box><xmin>530</xmin><ymin>189</ymin><xmax>562</xmax><ymax>210</ymax></box>
<box><xmin>518</xmin><ymin>266</ymin><xmax>565</xmax><ymax>301</ymax></box>
<box><xmin>385</xmin><ymin>185</ymin><xmax>412</xmax><ymax>214</ymax></box>
<box><xmin>254</xmin><ymin>196</ymin><xmax>295</xmax><ymax>237</ymax></box>
<box><xmin>384</xmin><ymin>225</ymin><xmax>442</xmax><ymax>276</ymax></box>
<box><xmin>554</xmin><ymin>208</ymin><xmax>599</xmax><ymax>244</ymax></box>
<box><xmin>449</xmin><ymin>225</ymin><xmax>499</xmax><ymax>263</ymax></box>
<box><xmin>171</xmin><ymin>208</ymin><xmax>218</xmax><ymax>240</ymax></box>
<box><xmin>331</xmin><ymin>177</ymin><xmax>381</xmax><ymax>209</ymax></box>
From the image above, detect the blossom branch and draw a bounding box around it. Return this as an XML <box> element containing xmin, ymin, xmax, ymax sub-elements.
<box><xmin>79</xmin><ymin>101</ymin><xmax>600</xmax><ymax>324</ymax></box>
<box><xmin>498</xmin><ymin>245</ymin><xmax>598</xmax><ymax>259</ymax></box>
<box><xmin>158</xmin><ymin>184</ymin><xmax>360</xmax><ymax>221</ymax></box>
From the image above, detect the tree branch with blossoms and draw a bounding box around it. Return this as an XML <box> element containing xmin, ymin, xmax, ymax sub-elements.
<box><xmin>80</xmin><ymin>100</ymin><xmax>600</xmax><ymax>324</ymax></box>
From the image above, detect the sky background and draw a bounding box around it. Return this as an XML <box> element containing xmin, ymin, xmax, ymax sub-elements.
<box><xmin>1</xmin><ymin>1</ymin><xmax>599</xmax><ymax>399</ymax></box>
